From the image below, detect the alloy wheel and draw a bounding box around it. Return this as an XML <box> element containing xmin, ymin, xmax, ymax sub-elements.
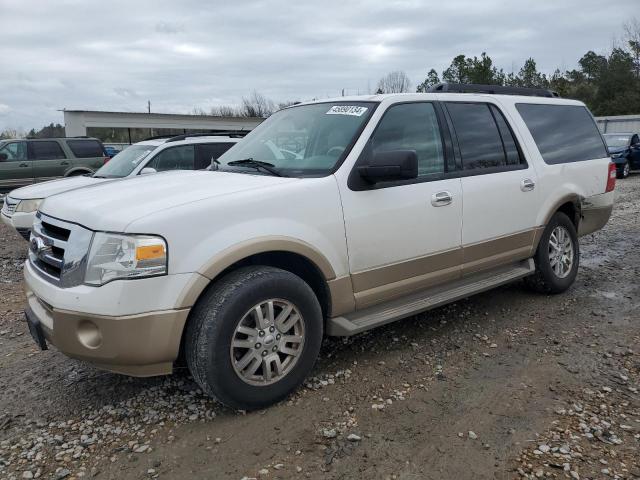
<box><xmin>230</xmin><ymin>299</ymin><xmax>305</xmax><ymax>386</ymax></box>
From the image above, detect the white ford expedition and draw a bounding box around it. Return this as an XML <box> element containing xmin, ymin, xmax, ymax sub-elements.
<box><xmin>23</xmin><ymin>85</ymin><xmax>615</xmax><ymax>409</ymax></box>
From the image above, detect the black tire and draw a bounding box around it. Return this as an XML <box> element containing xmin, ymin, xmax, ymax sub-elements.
<box><xmin>525</xmin><ymin>212</ymin><xmax>579</xmax><ymax>294</ymax></box>
<box><xmin>185</xmin><ymin>266</ymin><xmax>323</xmax><ymax>410</ymax></box>
<box><xmin>617</xmin><ymin>161</ymin><xmax>630</xmax><ymax>179</ymax></box>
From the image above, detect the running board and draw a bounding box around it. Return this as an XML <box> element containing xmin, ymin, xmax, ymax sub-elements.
<box><xmin>327</xmin><ymin>259</ymin><xmax>535</xmax><ymax>336</ymax></box>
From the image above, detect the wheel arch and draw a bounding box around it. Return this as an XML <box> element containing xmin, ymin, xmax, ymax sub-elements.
<box><xmin>177</xmin><ymin>237</ymin><xmax>354</xmax><ymax>322</ymax></box>
<box><xmin>533</xmin><ymin>195</ymin><xmax>581</xmax><ymax>252</ymax></box>
<box><xmin>64</xmin><ymin>167</ymin><xmax>93</xmax><ymax>177</ymax></box>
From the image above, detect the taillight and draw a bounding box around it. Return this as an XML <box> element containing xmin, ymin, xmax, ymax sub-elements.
<box><xmin>605</xmin><ymin>162</ymin><xmax>616</xmax><ymax>192</ymax></box>
<box><xmin>103</xmin><ymin>156</ymin><xmax>110</xmax><ymax>164</ymax></box>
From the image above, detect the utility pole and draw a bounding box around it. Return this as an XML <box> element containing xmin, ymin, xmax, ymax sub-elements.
<box><xmin>147</xmin><ymin>100</ymin><xmax>151</xmax><ymax>113</ymax></box>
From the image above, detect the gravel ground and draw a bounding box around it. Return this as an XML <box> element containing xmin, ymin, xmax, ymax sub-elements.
<box><xmin>0</xmin><ymin>176</ymin><xmax>638</xmax><ymax>480</ymax></box>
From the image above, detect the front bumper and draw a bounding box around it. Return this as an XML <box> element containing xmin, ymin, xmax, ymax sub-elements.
<box><xmin>23</xmin><ymin>260</ymin><xmax>201</xmax><ymax>376</ymax></box>
<box><xmin>1</xmin><ymin>210</ymin><xmax>35</xmax><ymax>240</ymax></box>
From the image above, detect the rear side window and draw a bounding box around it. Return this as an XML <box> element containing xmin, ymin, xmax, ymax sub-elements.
<box><xmin>196</xmin><ymin>143</ymin><xmax>235</xmax><ymax>170</ymax></box>
<box><xmin>66</xmin><ymin>139</ymin><xmax>104</xmax><ymax>158</ymax></box>
<box><xmin>516</xmin><ymin>104</ymin><xmax>608</xmax><ymax>164</ymax></box>
<box><xmin>370</xmin><ymin>102</ymin><xmax>444</xmax><ymax>177</ymax></box>
<box><xmin>29</xmin><ymin>141</ymin><xmax>66</xmax><ymax>160</ymax></box>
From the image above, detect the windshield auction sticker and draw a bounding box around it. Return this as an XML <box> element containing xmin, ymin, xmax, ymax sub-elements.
<box><xmin>326</xmin><ymin>105</ymin><xmax>368</xmax><ymax>116</ymax></box>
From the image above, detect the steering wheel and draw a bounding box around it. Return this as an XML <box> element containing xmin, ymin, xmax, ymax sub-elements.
<box><xmin>327</xmin><ymin>146</ymin><xmax>345</xmax><ymax>157</ymax></box>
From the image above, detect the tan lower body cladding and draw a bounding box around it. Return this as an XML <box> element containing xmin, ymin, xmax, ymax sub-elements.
<box><xmin>339</xmin><ymin>228</ymin><xmax>542</xmax><ymax>312</ymax></box>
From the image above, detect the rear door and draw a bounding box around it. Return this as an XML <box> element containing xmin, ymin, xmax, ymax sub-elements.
<box><xmin>444</xmin><ymin>101</ymin><xmax>539</xmax><ymax>275</ymax></box>
<box><xmin>29</xmin><ymin>140</ymin><xmax>69</xmax><ymax>182</ymax></box>
<box><xmin>0</xmin><ymin>141</ymin><xmax>32</xmax><ymax>193</ymax></box>
<box><xmin>195</xmin><ymin>142</ymin><xmax>236</xmax><ymax>169</ymax></box>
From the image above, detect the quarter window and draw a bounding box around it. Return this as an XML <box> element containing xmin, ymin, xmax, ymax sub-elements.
<box><xmin>446</xmin><ymin>102</ymin><xmax>507</xmax><ymax>170</ymax></box>
<box><xmin>29</xmin><ymin>141</ymin><xmax>66</xmax><ymax>160</ymax></box>
<box><xmin>66</xmin><ymin>139</ymin><xmax>104</xmax><ymax>158</ymax></box>
<box><xmin>147</xmin><ymin>145</ymin><xmax>195</xmax><ymax>172</ymax></box>
<box><xmin>516</xmin><ymin>104</ymin><xmax>608</xmax><ymax>164</ymax></box>
<box><xmin>370</xmin><ymin>102</ymin><xmax>444</xmax><ymax>177</ymax></box>
<box><xmin>0</xmin><ymin>141</ymin><xmax>27</xmax><ymax>161</ymax></box>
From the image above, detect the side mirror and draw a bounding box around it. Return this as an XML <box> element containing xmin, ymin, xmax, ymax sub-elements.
<box><xmin>358</xmin><ymin>150</ymin><xmax>418</xmax><ymax>183</ymax></box>
<box><xmin>140</xmin><ymin>167</ymin><xmax>157</xmax><ymax>175</ymax></box>
<box><xmin>0</xmin><ymin>153</ymin><xmax>7</xmax><ymax>161</ymax></box>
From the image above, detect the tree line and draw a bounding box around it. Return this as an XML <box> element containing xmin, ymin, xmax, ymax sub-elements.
<box><xmin>378</xmin><ymin>18</ymin><xmax>640</xmax><ymax>116</ymax></box>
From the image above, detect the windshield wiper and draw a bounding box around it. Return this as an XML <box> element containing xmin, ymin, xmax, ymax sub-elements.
<box><xmin>226</xmin><ymin>158</ymin><xmax>286</xmax><ymax>177</ymax></box>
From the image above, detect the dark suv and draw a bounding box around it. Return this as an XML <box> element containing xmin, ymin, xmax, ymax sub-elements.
<box><xmin>603</xmin><ymin>133</ymin><xmax>640</xmax><ymax>179</ymax></box>
<box><xmin>0</xmin><ymin>137</ymin><xmax>108</xmax><ymax>194</ymax></box>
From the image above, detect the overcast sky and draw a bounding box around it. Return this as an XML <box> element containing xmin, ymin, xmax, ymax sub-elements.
<box><xmin>0</xmin><ymin>0</ymin><xmax>636</xmax><ymax>131</ymax></box>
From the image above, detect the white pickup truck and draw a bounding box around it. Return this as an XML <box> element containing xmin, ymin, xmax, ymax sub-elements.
<box><xmin>23</xmin><ymin>85</ymin><xmax>614</xmax><ymax>409</ymax></box>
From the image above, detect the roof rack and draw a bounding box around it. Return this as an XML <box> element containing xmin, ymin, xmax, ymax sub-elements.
<box><xmin>165</xmin><ymin>131</ymin><xmax>249</xmax><ymax>143</ymax></box>
<box><xmin>427</xmin><ymin>83</ymin><xmax>559</xmax><ymax>98</ymax></box>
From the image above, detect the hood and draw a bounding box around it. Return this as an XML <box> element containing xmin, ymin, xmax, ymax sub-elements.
<box><xmin>39</xmin><ymin>170</ymin><xmax>297</xmax><ymax>231</ymax></box>
<box><xmin>9</xmin><ymin>175</ymin><xmax>109</xmax><ymax>200</ymax></box>
<box><xmin>607</xmin><ymin>146</ymin><xmax>628</xmax><ymax>155</ymax></box>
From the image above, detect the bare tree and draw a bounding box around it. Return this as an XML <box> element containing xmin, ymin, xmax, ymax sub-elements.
<box><xmin>209</xmin><ymin>105</ymin><xmax>240</xmax><ymax>117</ymax></box>
<box><xmin>240</xmin><ymin>91</ymin><xmax>275</xmax><ymax>117</ymax></box>
<box><xmin>376</xmin><ymin>71</ymin><xmax>411</xmax><ymax>94</ymax></box>
<box><xmin>0</xmin><ymin>127</ymin><xmax>25</xmax><ymax>139</ymax></box>
<box><xmin>624</xmin><ymin>17</ymin><xmax>640</xmax><ymax>77</ymax></box>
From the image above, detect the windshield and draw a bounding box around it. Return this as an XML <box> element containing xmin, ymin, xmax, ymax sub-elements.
<box><xmin>216</xmin><ymin>102</ymin><xmax>376</xmax><ymax>177</ymax></box>
<box><xmin>603</xmin><ymin>134</ymin><xmax>631</xmax><ymax>148</ymax></box>
<box><xmin>94</xmin><ymin>144</ymin><xmax>157</xmax><ymax>178</ymax></box>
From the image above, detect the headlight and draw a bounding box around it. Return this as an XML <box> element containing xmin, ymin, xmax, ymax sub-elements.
<box><xmin>15</xmin><ymin>199</ymin><xmax>43</xmax><ymax>213</ymax></box>
<box><xmin>85</xmin><ymin>232</ymin><xmax>167</xmax><ymax>286</ymax></box>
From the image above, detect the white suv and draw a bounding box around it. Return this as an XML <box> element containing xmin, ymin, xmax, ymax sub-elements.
<box><xmin>1</xmin><ymin>134</ymin><xmax>241</xmax><ymax>239</ymax></box>
<box><xmin>22</xmin><ymin>86</ymin><xmax>615</xmax><ymax>410</ymax></box>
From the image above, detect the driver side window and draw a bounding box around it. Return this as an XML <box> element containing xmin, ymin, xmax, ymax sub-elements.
<box><xmin>632</xmin><ymin>134</ymin><xmax>640</xmax><ymax>146</ymax></box>
<box><xmin>146</xmin><ymin>145</ymin><xmax>194</xmax><ymax>172</ymax></box>
<box><xmin>0</xmin><ymin>141</ymin><xmax>27</xmax><ymax>161</ymax></box>
<box><xmin>371</xmin><ymin>103</ymin><xmax>445</xmax><ymax>177</ymax></box>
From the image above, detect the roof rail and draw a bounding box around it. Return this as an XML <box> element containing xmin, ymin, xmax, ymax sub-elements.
<box><xmin>165</xmin><ymin>131</ymin><xmax>249</xmax><ymax>143</ymax></box>
<box><xmin>427</xmin><ymin>83</ymin><xmax>559</xmax><ymax>98</ymax></box>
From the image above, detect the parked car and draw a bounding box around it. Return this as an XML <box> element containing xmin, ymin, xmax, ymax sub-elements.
<box><xmin>103</xmin><ymin>145</ymin><xmax>122</xmax><ymax>157</ymax></box>
<box><xmin>602</xmin><ymin>132</ymin><xmax>640</xmax><ymax>178</ymax></box>
<box><xmin>0</xmin><ymin>137</ymin><xmax>109</xmax><ymax>195</ymax></box>
<box><xmin>1</xmin><ymin>134</ymin><xmax>241</xmax><ymax>239</ymax></box>
<box><xmin>23</xmin><ymin>85</ymin><xmax>614</xmax><ymax>410</ymax></box>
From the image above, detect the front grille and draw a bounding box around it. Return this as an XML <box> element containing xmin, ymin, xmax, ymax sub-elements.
<box><xmin>29</xmin><ymin>213</ymin><xmax>93</xmax><ymax>287</ymax></box>
<box><xmin>2</xmin><ymin>196</ymin><xmax>18</xmax><ymax>217</ymax></box>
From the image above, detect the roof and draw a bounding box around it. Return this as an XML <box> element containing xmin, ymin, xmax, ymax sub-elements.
<box><xmin>134</xmin><ymin>135</ymin><xmax>241</xmax><ymax>147</ymax></box>
<box><xmin>300</xmin><ymin>92</ymin><xmax>584</xmax><ymax>107</ymax></box>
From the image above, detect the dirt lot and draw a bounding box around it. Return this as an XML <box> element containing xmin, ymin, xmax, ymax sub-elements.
<box><xmin>1</xmin><ymin>177</ymin><xmax>639</xmax><ymax>480</ymax></box>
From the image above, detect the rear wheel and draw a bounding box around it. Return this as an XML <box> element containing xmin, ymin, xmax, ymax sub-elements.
<box><xmin>525</xmin><ymin>212</ymin><xmax>579</xmax><ymax>294</ymax></box>
<box><xmin>185</xmin><ymin>266</ymin><xmax>323</xmax><ymax>410</ymax></box>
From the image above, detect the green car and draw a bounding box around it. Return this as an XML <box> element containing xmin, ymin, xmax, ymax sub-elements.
<box><xmin>0</xmin><ymin>137</ymin><xmax>108</xmax><ymax>194</ymax></box>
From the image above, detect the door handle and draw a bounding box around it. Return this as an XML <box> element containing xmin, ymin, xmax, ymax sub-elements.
<box><xmin>521</xmin><ymin>179</ymin><xmax>535</xmax><ymax>192</ymax></box>
<box><xmin>60</xmin><ymin>161</ymin><xmax>69</xmax><ymax>166</ymax></box>
<box><xmin>19</xmin><ymin>163</ymin><xmax>29</xmax><ymax>168</ymax></box>
<box><xmin>431</xmin><ymin>191</ymin><xmax>453</xmax><ymax>207</ymax></box>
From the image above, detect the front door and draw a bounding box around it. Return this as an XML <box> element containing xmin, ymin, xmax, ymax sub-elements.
<box><xmin>443</xmin><ymin>101</ymin><xmax>540</xmax><ymax>275</ymax></box>
<box><xmin>0</xmin><ymin>141</ymin><xmax>32</xmax><ymax>193</ymax></box>
<box><xmin>339</xmin><ymin>102</ymin><xmax>463</xmax><ymax>309</ymax></box>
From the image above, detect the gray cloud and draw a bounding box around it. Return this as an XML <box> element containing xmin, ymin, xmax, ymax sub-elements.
<box><xmin>0</xmin><ymin>0</ymin><xmax>636</xmax><ymax>130</ymax></box>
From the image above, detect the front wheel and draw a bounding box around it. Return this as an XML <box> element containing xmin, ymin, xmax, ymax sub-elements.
<box><xmin>525</xmin><ymin>212</ymin><xmax>579</xmax><ymax>294</ymax></box>
<box><xmin>617</xmin><ymin>161</ymin><xmax>630</xmax><ymax>179</ymax></box>
<box><xmin>185</xmin><ymin>266</ymin><xmax>323</xmax><ymax>410</ymax></box>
